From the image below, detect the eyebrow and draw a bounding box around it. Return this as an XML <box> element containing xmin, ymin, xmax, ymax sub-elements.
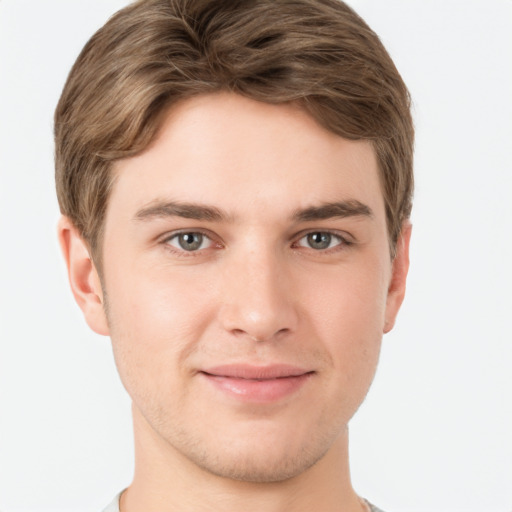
<box><xmin>134</xmin><ymin>199</ymin><xmax>373</xmax><ymax>223</ymax></box>
<box><xmin>292</xmin><ymin>200</ymin><xmax>373</xmax><ymax>222</ymax></box>
<box><xmin>134</xmin><ymin>200</ymin><xmax>228</xmax><ymax>222</ymax></box>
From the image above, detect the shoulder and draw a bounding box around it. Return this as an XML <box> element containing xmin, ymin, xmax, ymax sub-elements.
<box><xmin>365</xmin><ymin>500</ymin><xmax>387</xmax><ymax>512</ymax></box>
<box><xmin>101</xmin><ymin>492</ymin><xmax>121</xmax><ymax>512</ymax></box>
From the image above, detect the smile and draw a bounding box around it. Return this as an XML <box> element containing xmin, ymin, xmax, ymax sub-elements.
<box><xmin>199</xmin><ymin>364</ymin><xmax>315</xmax><ymax>403</ymax></box>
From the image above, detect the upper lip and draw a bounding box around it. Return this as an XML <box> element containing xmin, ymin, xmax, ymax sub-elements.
<box><xmin>201</xmin><ymin>364</ymin><xmax>313</xmax><ymax>380</ymax></box>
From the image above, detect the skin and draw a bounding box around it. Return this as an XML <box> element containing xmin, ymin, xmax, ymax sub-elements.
<box><xmin>59</xmin><ymin>93</ymin><xmax>411</xmax><ymax>512</ymax></box>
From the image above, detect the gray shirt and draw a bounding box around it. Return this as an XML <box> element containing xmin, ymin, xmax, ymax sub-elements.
<box><xmin>102</xmin><ymin>492</ymin><xmax>385</xmax><ymax>512</ymax></box>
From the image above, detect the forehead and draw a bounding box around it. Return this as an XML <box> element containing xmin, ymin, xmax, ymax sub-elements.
<box><xmin>108</xmin><ymin>93</ymin><xmax>385</xmax><ymax>224</ymax></box>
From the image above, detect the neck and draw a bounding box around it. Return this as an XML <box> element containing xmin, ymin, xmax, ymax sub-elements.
<box><xmin>121</xmin><ymin>405</ymin><xmax>363</xmax><ymax>512</ymax></box>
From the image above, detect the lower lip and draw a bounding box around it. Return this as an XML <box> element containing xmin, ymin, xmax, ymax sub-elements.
<box><xmin>201</xmin><ymin>373</ymin><xmax>313</xmax><ymax>403</ymax></box>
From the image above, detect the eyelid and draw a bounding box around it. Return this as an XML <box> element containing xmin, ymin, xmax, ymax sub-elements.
<box><xmin>157</xmin><ymin>227</ymin><xmax>354</xmax><ymax>255</ymax></box>
<box><xmin>292</xmin><ymin>229</ymin><xmax>354</xmax><ymax>250</ymax></box>
<box><xmin>160</xmin><ymin>229</ymin><xmax>223</xmax><ymax>253</ymax></box>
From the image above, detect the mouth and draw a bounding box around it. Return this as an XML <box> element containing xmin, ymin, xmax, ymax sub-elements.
<box><xmin>199</xmin><ymin>364</ymin><xmax>315</xmax><ymax>403</ymax></box>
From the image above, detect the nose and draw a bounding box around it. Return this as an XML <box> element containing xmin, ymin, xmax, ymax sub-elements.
<box><xmin>218</xmin><ymin>247</ymin><xmax>299</xmax><ymax>343</ymax></box>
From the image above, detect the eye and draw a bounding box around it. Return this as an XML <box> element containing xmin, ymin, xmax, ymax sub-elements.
<box><xmin>296</xmin><ymin>232</ymin><xmax>345</xmax><ymax>250</ymax></box>
<box><xmin>166</xmin><ymin>232</ymin><xmax>213</xmax><ymax>252</ymax></box>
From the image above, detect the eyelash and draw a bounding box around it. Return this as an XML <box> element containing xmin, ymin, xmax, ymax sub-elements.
<box><xmin>292</xmin><ymin>231</ymin><xmax>352</xmax><ymax>252</ymax></box>
<box><xmin>161</xmin><ymin>230</ymin><xmax>220</xmax><ymax>257</ymax></box>
<box><xmin>160</xmin><ymin>229</ymin><xmax>353</xmax><ymax>256</ymax></box>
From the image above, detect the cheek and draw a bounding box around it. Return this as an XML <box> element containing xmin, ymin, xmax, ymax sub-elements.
<box><xmin>103</xmin><ymin>263</ymin><xmax>216</xmax><ymax>395</ymax></box>
<box><xmin>301</xmin><ymin>255</ymin><xmax>388</xmax><ymax>339</ymax></box>
<box><xmin>107</xmin><ymin>258</ymin><xmax>216</xmax><ymax>337</ymax></box>
<box><xmin>298</xmin><ymin>259</ymin><xmax>388</xmax><ymax>393</ymax></box>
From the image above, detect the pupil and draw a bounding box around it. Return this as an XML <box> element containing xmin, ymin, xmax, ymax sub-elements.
<box><xmin>179</xmin><ymin>233</ymin><xmax>202</xmax><ymax>250</ymax></box>
<box><xmin>308</xmin><ymin>232</ymin><xmax>331</xmax><ymax>249</ymax></box>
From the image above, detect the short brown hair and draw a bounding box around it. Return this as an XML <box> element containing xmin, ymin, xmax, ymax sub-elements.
<box><xmin>55</xmin><ymin>0</ymin><xmax>414</xmax><ymax>263</ymax></box>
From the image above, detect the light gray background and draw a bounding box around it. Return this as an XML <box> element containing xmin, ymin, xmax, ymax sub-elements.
<box><xmin>1</xmin><ymin>1</ymin><xmax>511</xmax><ymax>511</ymax></box>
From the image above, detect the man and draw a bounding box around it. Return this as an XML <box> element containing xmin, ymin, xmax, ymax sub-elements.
<box><xmin>55</xmin><ymin>1</ymin><xmax>413</xmax><ymax>511</ymax></box>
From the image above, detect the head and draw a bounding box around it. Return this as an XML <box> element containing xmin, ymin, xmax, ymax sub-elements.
<box><xmin>55</xmin><ymin>0</ymin><xmax>413</xmax><ymax>267</ymax></box>
<box><xmin>56</xmin><ymin>0</ymin><xmax>413</xmax><ymax>484</ymax></box>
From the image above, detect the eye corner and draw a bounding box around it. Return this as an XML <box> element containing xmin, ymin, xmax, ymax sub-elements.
<box><xmin>160</xmin><ymin>229</ymin><xmax>223</xmax><ymax>255</ymax></box>
<box><xmin>293</xmin><ymin>230</ymin><xmax>354</xmax><ymax>252</ymax></box>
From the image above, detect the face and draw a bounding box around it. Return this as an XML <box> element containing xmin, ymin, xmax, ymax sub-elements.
<box><xmin>66</xmin><ymin>93</ymin><xmax>409</xmax><ymax>483</ymax></box>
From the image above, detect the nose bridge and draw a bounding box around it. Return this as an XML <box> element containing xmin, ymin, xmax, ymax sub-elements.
<box><xmin>219</xmin><ymin>241</ymin><xmax>297</xmax><ymax>341</ymax></box>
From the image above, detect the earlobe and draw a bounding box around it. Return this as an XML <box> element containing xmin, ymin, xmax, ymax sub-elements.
<box><xmin>57</xmin><ymin>216</ymin><xmax>110</xmax><ymax>336</ymax></box>
<box><xmin>383</xmin><ymin>221</ymin><xmax>412</xmax><ymax>334</ymax></box>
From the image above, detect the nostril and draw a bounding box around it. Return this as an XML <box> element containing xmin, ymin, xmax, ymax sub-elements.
<box><xmin>231</xmin><ymin>330</ymin><xmax>264</xmax><ymax>342</ymax></box>
<box><xmin>231</xmin><ymin>328</ymin><xmax>291</xmax><ymax>343</ymax></box>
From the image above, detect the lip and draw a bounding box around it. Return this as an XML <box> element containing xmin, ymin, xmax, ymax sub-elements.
<box><xmin>199</xmin><ymin>364</ymin><xmax>314</xmax><ymax>403</ymax></box>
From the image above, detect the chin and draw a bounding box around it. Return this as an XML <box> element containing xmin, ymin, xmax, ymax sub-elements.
<box><xmin>189</xmin><ymin>444</ymin><xmax>328</xmax><ymax>483</ymax></box>
<box><xmin>166</xmin><ymin>417</ymin><xmax>341</xmax><ymax>484</ymax></box>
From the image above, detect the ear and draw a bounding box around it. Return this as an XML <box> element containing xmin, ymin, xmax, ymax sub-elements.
<box><xmin>58</xmin><ymin>216</ymin><xmax>110</xmax><ymax>336</ymax></box>
<box><xmin>383</xmin><ymin>221</ymin><xmax>412</xmax><ymax>334</ymax></box>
